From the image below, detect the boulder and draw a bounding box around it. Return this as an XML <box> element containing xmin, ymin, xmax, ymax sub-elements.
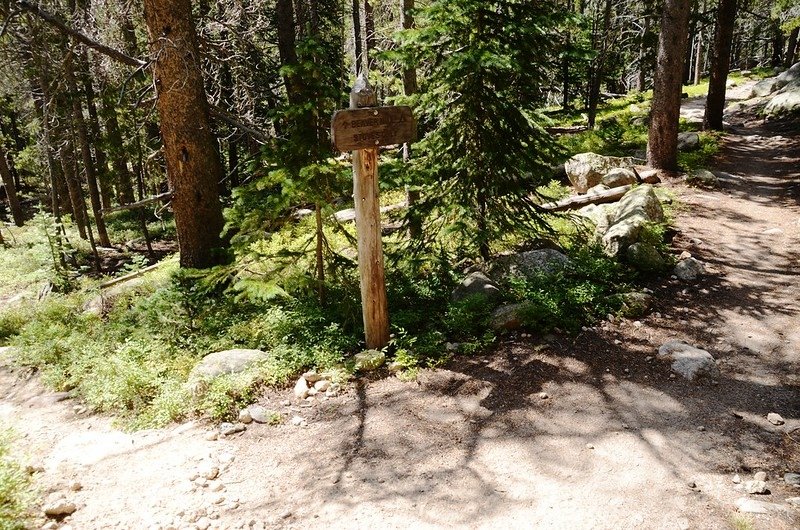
<box><xmin>685</xmin><ymin>169</ymin><xmax>719</xmax><ymax>187</ymax></box>
<box><xmin>491</xmin><ymin>249</ymin><xmax>571</xmax><ymax>280</ymax></box>
<box><xmin>626</xmin><ymin>242</ymin><xmax>666</xmax><ymax>273</ymax></box>
<box><xmin>451</xmin><ymin>271</ymin><xmax>501</xmax><ymax>303</ymax></box>
<box><xmin>354</xmin><ymin>350</ymin><xmax>386</xmax><ymax>371</ymax></box>
<box><xmin>677</xmin><ymin>132</ymin><xmax>700</xmax><ymax>152</ymax></box>
<box><xmin>189</xmin><ymin>349</ymin><xmax>269</xmax><ymax>380</ymax></box>
<box><xmin>578</xmin><ymin>203</ymin><xmax>616</xmax><ymax>235</ymax></box>
<box><xmin>775</xmin><ymin>61</ymin><xmax>800</xmax><ymax>88</ymax></box>
<box><xmin>657</xmin><ymin>340</ymin><xmax>720</xmax><ymax>381</ymax></box>
<box><xmin>601</xmin><ymin>185</ymin><xmax>664</xmax><ymax>256</ymax></box>
<box><xmin>765</xmin><ymin>79</ymin><xmax>800</xmax><ymax>118</ymax></box>
<box><xmin>490</xmin><ymin>303</ymin><xmax>529</xmax><ymax>331</ymax></box>
<box><xmin>748</xmin><ymin>77</ymin><xmax>781</xmax><ymax>98</ymax></box>
<box><xmin>564</xmin><ymin>153</ymin><xmax>635</xmax><ymax>193</ymax></box>
<box><xmin>618</xmin><ymin>292</ymin><xmax>655</xmax><ymax>318</ymax></box>
<box><xmin>674</xmin><ymin>257</ymin><xmax>705</xmax><ymax>281</ymax></box>
<box><xmin>601</xmin><ymin>168</ymin><xmax>638</xmax><ymax>189</ymax></box>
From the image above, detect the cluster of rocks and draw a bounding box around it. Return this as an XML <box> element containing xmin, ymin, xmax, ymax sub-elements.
<box><xmin>733</xmin><ymin>469</ymin><xmax>800</xmax><ymax>515</ymax></box>
<box><xmin>743</xmin><ymin>61</ymin><xmax>800</xmax><ymax>118</ymax></box>
<box><xmin>564</xmin><ymin>152</ymin><xmax>639</xmax><ymax>194</ymax></box>
<box><xmin>293</xmin><ymin>369</ymin><xmax>344</xmax><ymax>400</ymax></box>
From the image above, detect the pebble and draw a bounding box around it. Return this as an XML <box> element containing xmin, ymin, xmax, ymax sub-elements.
<box><xmin>733</xmin><ymin>474</ymin><xmax>741</xmax><ymax>484</ymax></box>
<box><xmin>202</xmin><ymin>466</ymin><xmax>220</xmax><ymax>481</ymax></box>
<box><xmin>786</xmin><ymin>497</ymin><xmax>800</xmax><ymax>506</ymax></box>
<box><xmin>249</xmin><ymin>405</ymin><xmax>271</xmax><ymax>424</ymax></box>
<box><xmin>204</xmin><ymin>431</ymin><xmax>219</xmax><ymax>441</ymax></box>
<box><xmin>539</xmin><ymin>392</ymin><xmax>549</xmax><ymax>400</ymax></box>
<box><xmin>754</xmin><ymin>471</ymin><xmax>767</xmax><ymax>482</ymax></box>
<box><xmin>211</xmin><ymin>494</ymin><xmax>225</xmax><ymax>505</ymax></box>
<box><xmin>68</xmin><ymin>480</ymin><xmax>82</xmax><ymax>491</ymax></box>
<box><xmin>195</xmin><ymin>517</ymin><xmax>211</xmax><ymax>530</ymax></box>
<box><xmin>209</xmin><ymin>481</ymin><xmax>225</xmax><ymax>493</ymax></box>
<box><xmin>291</xmin><ymin>416</ymin><xmax>307</xmax><ymax>427</ymax></box>
<box><xmin>697</xmin><ymin>426</ymin><xmax>705</xmax><ymax>432</ymax></box>
<box><xmin>41</xmin><ymin>522</ymin><xmax>58</xmax><ymax>530</ymax></box>
<box><xmin>218</xmin><ymin>453</ymin><xmax>235</xmax><ymax>464</ymax></box>
<box><xmin>632</xmin><ymin>321</ymin><xmax>642</xmax><ymax>328</ymax></box>
<box><xmin>767</xmin><ymin>412</ymin><xmax>785</xmax><ymax>425</ymax></box>
<box><xmin>586</xmin><ymin>443</ymin><xmax>594</xmax><ymax>450</ymax></box>
<box><xmin>43</xmin><ymin>498</ymin><xmax>77</xmax><ymax>517</ymax></box>
<box><xmin>314</xmin><ymin>380</ymin><xmax>330</xmax><ymax>392</ymax></box>
<box><xmin>784</xmin><ymin>472</ymin><xmax>800</xmax><ymax>486</ymax></box>
<box><xmin>219</xmin><ymin>423</ymin><xmax>246</xmax><ymax>436</ymax></box>
<box><xmin>294</xmin><ymin>377</ymin><xmax>310</xmax><ymax>399</ymax></box>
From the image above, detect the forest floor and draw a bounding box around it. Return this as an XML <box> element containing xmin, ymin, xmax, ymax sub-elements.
<box><xmin>2</xmin><ymin>85</ymin><xmax>800</xmax><ymax>530</ymax></box>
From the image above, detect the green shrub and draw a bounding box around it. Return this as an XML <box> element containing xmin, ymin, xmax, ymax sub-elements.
<box><xmin>0</xmin><ymin>428</ymin><xmax>34</xmax><ymax>529</ymax></box>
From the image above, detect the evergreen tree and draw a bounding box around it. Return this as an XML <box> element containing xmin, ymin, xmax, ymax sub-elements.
<box><xmin>397</xmin><ymin>0</ymin><xmax>566</xmax><ymax>260</ymax></box>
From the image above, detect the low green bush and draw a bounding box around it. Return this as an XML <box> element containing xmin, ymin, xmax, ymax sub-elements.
<box><xmin>0</xmin><ymin>428</ymin><xmax>34</xmax><ymax>529</ymax></box>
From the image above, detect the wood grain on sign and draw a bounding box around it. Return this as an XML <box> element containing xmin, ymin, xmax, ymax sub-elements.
<box><xmin>331</xmin><ymin>106</ymin><xmax>416</xmax><ymax>151</ymax></box>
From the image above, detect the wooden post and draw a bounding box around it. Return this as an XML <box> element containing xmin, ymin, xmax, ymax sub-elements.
<box><xmin>350</xmin><ymin>75</ymin><xmax>389</xmax><ymax>349</ymax></box>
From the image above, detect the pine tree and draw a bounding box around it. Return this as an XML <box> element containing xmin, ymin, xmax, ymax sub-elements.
<box><xmin>397</xmin><ymin>0</ymin><xmax>565</xmax><ymax>260</ymax></box>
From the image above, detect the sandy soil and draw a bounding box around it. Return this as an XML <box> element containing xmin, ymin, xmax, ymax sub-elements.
<box><xmin>1</xmin><ymin>86</ymin><xmax>799</xmax><ymax>530</ymax></box>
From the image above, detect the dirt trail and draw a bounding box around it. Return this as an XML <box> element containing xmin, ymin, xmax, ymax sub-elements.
<box><xmin>2</xmin><ymin>92</ymin><xmax>800</xmax><ymax>530</ymax></box>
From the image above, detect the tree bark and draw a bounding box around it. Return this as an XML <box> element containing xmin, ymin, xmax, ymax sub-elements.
<box><xmin>401</xmin><ymin>0</ymin><xmax>420</xmax><ymax>239</ymax></box>
<box><xmin>352</xmin><ymin>0</ymin><xmax>363</xmax><ymax>75</ymax></box>
<box><xmin>143</xmin><ymin>0</ymin><xmax>225</xmax><ymax>269</ymax></box>
<box><xmin>786</xmin><ymin>27</ymin><xmax>799</xmax><ymax>68</ymax></box>
<box><xmin>703</xmin><ymin>0</ymin><xmax>737</xmax><ymax>131</ymax></box>
<box><xmin>60</xmin><ymin>131</ymin><xmax>88</xmax><ymax>240</ymax></box>
<box><xmin>276</xmin><ymin>0</ymin><xmax>303</xmax><ymax>105</ymax></box>
<box><xmin>647</xmin><ymin>0</ymin><xmax>690</xmax><ymax>170</ymax></box>
<box><xmin>0</xmin><ymin>144</ymin><xmax>24</xmax><ymax>226</ymax></box>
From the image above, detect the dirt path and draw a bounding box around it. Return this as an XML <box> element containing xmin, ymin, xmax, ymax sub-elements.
<box><xmin>2</xmin><ymin>96</ymin><xmax>800</xmax><ymax>530</ymax></box>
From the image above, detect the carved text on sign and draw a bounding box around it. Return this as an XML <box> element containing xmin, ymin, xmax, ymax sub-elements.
<box><xmin>331</xmin><ymin>106</ymin><xmax>416</xmax><ymax>151</ymax></box>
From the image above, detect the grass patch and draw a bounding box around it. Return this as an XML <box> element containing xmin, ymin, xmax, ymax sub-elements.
<box><xmin>678</xmin><ymin>131</ymin><xmax>721</xmax><ymax>172</ymax></box>
<box><xmin>0</xmin><ymin>427</ymin><xmax>35</xmax><ymax>529</ymax></box>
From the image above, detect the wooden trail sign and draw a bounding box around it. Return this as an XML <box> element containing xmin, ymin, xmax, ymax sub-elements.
<box><xmin>331</xmin><ymin>75</ymin><xmax>416</xmax><ymax>349</ymax></box>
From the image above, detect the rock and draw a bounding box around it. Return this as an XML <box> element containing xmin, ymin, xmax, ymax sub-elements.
<box><xmin>767</xmin><ymin>412</ymin><xmax>785</xmax><ymax>425</ymax></box>
<box><xmin>219</xmin><ymin>422</ymin><xmax>246</xmax><ymax>436</ymax></box>
<box><xmin>786</xmin><ymin>497</ymin><xmax>800</xmax><ymax>506</ymax></box>
<box><xmin>294</xmin><ymin>377</ymin><xmax>310</xmax><ymax>399</ymax></box>
<box><xmin>765</xmin><ymin>78</ymin><xmax>800</xmax><ymax>118</ymax></box>
<box><xmin>601</xmin><ymin>167</ymin><xmax>638</xmax><ymax>189</ymax></box>
<box><xmin>578</xmin><ymin>203</ymin><xmax>616</xmax><ymax>234</ymax></box>
<box><xmin>733</xmin><ymin>474</ymin><xmax>741</xmax><ymax>484</ymax></box>
<box><xmin>202</xmin><ymin>465</ymin><xmax>220</xmax><ymax>481</ymax></box>
<box><xmin>248</xmin><ymin>405</ymin><xmax>271</xmax><ymax>424</ymax></box>
<box><xmin>290</xmin><ymin>416</ymin><xmax>307</xmax><ymax>427</ymax></box>
<box><xmin>204</xmin><ymin>431</ymin><xmax>219</xmax><ymax>441</ymax></box>
<box><xmin>196</xmin><ymin>517</ymin><xmax>211</xmax><ymax>530</ymax></box>
<box><xmin>776</xmin><ymin>61</ymin><xmax>800</xmax><ymax>88</ymax></box>
<box><xmin>744</xmin><ymin>480</ymin><xmax>768</xmax><ymax>494</ymax></box>
<box><xmin>685</xmin><ymin>169</ymin><xmax>719</xmax><ymax>187</ymax></box>
<box><xmin>586</xmin><ymin>183</ymin><xmax>610</xmax><ymax>195</ymax></box>
<box><xmin>43</xmin><ymin>498</ymin><xmax>77</xmax><ymax>517</ymax></box>
<box><xmin>238</xmin><ymin>409</ymin><xmax>253</xmax><ymax>424</ymax></box>
<box><xmin>602</xmin><ymin>185</ymin><xmax>665</xmax><ymax>256</ymax></box>
<box><xmin>451</xmin><ymin>271</ymin><xmax>501</xmax><ymax>303</ymax></box>
<box><xmin>565</xmin><ymin>152</ymin><xmax>635</xmax><ymax>193</ymax></box>
<box><xmin>314</xmin><ymin>380</ymin><xmax>330</xmax><ymax>392</ymax></box>
<box><xmin>354</xmin><ymin>350</ymin><xmax>385</xmax><ymax>371</ymax></box>
<box><xmin>539</xmin><ymin>392</ymin><xmax>549</xmax><ymax>400</ymax></box>
<box><xmin>754</xmin><ymin>471</ymin><xmax>767</xmax><ymax>482</ymax></box>
<box><xmin>387</xmin><ymin>361</ymin><xmax>403</xmax><ymax>373</ymax></box>
<box><xmin>67</xmin><ymin>480</ymin><xmax>82</xmax><ymax>491</ymax></box>
<box><xmin>209</xmin><ymin>481</ymin><xmax>225</xmax><ymax>493</ymax></box>
<box><xmin>301</xmin><ymin>371</ymin><xmax>323</xmax><ymax>383</ymax></box>
<box><xmin>674</xmin><ymin>258</ymin><xmax>705</xmax><ymax>281</ymax></box>
<box><xmin>735</xmin><ymin>497</ymin><xmax>771</xmax><ymax>514</ymax></box>
<box><xmin>618</xmin><ymin>292</ymin><xmax>655</xmax><ymax>318</ymax></box>
<box><xmin>189</xmin><ymin>349</ymin><xmax>269</xmax><ymax>381</ymax></box>
<box><xmin>491</xmin><ymin>249</ymin><xmax>571</xmax><ymax>280</ymax></box>
<box><xmin>657</xmin><ymin>340</ymin><xmax>720</xmax><ymax>381</ymax></box>
<box><xmin>748</xmin><ymin>77</ymin><xmax>781</xmax><ymax>98</ymax></box>
<box><xmin>785</xmin><ymin>473</ymin><xmax>800</xmax><ymax>486</ymax></box>
<box><xmin>625</xmin><ymin>242</ymin><xmax>666</xmax><ymax>273</ymax></box>
<box><xmin>677</xmin><ymin>132</ymin><xmax>700</xmax><ymax>151</ymax></box>
<box><xmin>490</xmin><ymin>303</ymin><xmax>529</xmax><ymax>331</ymax></box>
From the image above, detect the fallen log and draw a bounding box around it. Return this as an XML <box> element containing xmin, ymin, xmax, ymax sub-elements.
<box><xmin>542</xmin><ymin>185</ymin><xmax>633</xmax><ymax>212</ymax></box>
<box><xmin>100</xmin><ymin>192</ymin><xmax>172</xmax><ymax>214</ymax></box>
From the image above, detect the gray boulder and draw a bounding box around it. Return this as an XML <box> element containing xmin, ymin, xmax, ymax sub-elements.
<box><xmin>601</xmin><ymin>185</ymin><xmax>665</xmax><ymax>256</ymax></box>
<box><xmin>657</xmin><ymin>340</ymin><xmax>720</xmax><ymax>381</ymax></box>
<box><xmin>674</xmin><ymin>257</ymin><xmax>705</xmax><ymax>281</ymax></box>
<box><xmin>579</xmin><ymin>203</ymin><xmax>616</xmax><ymax>235</ymax></box>
<box><xmin>626</xmin><ymin>242</ymin><xmax>666</xmax><ymax>273</ymax></box>
<box><xmin>685</xmin><ymin>169</ymin><xmax>719</xmax><ymax>187</ymax></box>
<box><xmin>491</xmin><ymin>249</ymin><xmax>571</xmax><ymax>280</ymax></box>
<box><xmin>565</xmin><ymin>153</ymin><xmax>635</xmax><ymax>193</ymax></box>
<box><xmin>601</xmin><ymin>168</ymin><xmax>638</xmax><ymax>189</ymax></box>
<box><xmin>677</xmin><ymin>132</ymin><xmax>700</xmax><ymax>151</ymax></box>
<box><xmin>354</xmin><ymin>349</ymin><xmax>386</xmax><ymax>371</ymax></box>
<box><xmin>749</xmin><ymin>77</ymin><xmax>781</xmax><ymax>98</ymax></box>
<box><xmin>451</xmin><ymin>271</ymin><xmax>501</xmax><ymax>303</ymax></box>
<box><xmin>775</xmin><ymin>61</ymin><xmax>800</xmax><ymax>89</ymax></box>
<box><xmin>618</xmin><ymin>292</ymin><xmax>655</xmax><ymax>318</ymax></box>
<box><xmin>189</xmin><ymin>349</ymin><xmax>269</xmax><ymax>380</ymax></box>
<box><xmin>765</xmin><ymin>79</ymin><xmax>800</xmax><ymax>118</ymax></box>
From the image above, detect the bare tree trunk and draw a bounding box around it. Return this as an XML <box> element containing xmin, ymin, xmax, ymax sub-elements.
<box><xmin>276</xmin><ymin>0</ymin><xmax>303</xmax><ymax>105</ymax></box>
<box><xmin>60</xmin><ymin>131</ymin><xmax>88</xmax><ymax>240</ymax></box>
<box><xmin>703</xmin><ymin>0</ymin><xmax>736</xmax><ymax>131</ymax></box>
<box><xmin>587</xmin><ymin>0</ymin><xmax>613</xmax><ymax>128</ymax></box>
<box><xmin>65</xmin><ymin>51</ymin><xmax>111</xmax><ymax>247</ymax></box>
<box><xmin>401</xmin><ymin>0</ymin><xmax>421</xmax><ymax>239</ymax></box>
<box><xmin>352</xmin><ymin>0</ymin><xmax>363</xmax><ymax>75</ymax></box>
<box><xmin>786</xmin><ymin>27</ymin><xmax>799</xmax><ymax>67</ymax></box>
<box><xmin>363</xmin><ymin>1</ymin><xmax>375</xmax><ymax>72</ymax></box>
<box><xmin>143</xmin><ymin>0</ymin><xmax>225</xmax><ymax>269</ymax></box>
<box><xmin>0</xmin><ymin>144</ymin><xmax>24</xmax><ymax>226</ymax></box>
<box><xmin>647</xmin><ymin>0</ymin><xmax>690</xmax><ymax>170</ymax></box>
<box><xmin>694</xmin><ymin>33</ymin><xmax>704</xmax><ymax>84</ymax></box>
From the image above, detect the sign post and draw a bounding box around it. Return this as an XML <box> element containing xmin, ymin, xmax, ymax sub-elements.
<box><xmin>331</xmin><ymin>75</ymin><xmax>416</xmax><ymax>349</ymax></box>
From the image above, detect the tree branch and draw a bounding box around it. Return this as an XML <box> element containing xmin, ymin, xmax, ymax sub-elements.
<box><xmin>208</xmin><ymin>106</ymin><xmax>271</xmax><ymax>144</ymax></box>
<box><xmin>16</xmin><ymin>0</ymin><xmax>147</xmax><ymax>67</ymax></box>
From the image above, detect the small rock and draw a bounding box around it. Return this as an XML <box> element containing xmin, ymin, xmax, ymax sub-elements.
<box><xmin>219</xmin><ymin>422</ymin><xmax>246</xmax><ymax>436</ymax></box>
<box><xmin>308</xmin><ymin>387</ymin><xmax>318</xmax><ymax>396</ymax></box>
<box><xmin>673</xmin><ymin>258</ymin><xmax>705</xmax><ymax>281</ymax></box>
<box><xmin>353</xmin><ymin>350</ymin><xmax>386</xmax><ymax>371</ymax></box>
<box><xmin>744</xmin><ymin>480</ymin><xmax>768</xmax><ymax>494</ymax></box>
<box><xmin>218</xmin><ymin>453</ymin><xmax>235</xmax><ymax>464</ymax></box>
<box><xmin>697</xmin><ymin>426</ymin><xmax>705</xmax><ymax>432</ymax></box>
<box><xmin>754</xmin><ymin>471</ymin><xmax>767</xmax><ymax>482</ymax></box>
<box><xmin>209</xmin><ymin>481</ymin><xmax>225</xmax><ymax>493</ymax></box>
<box><xmin>194</xmin><ymin>477</ymin><xmax>208</xmax><ymax>487</ymax></box>
<box><xmin>238</xmin><ymin>409</ymin><xmax>253</xmax><ymax>424</ymax></box>
<box><xmin>314</xmin><ymin>380</ymin><xmax>330</xmax><ymax>392</ymax></box>
<box><xmin>767</xmin><ymin>412</ymin><xmax>785</xmax><ymax>425</ymax></box>
<box><xmin>294</xmin><ymin>377</ymin><xmax>310</xmax><ymax>399</ymax></box>
<box><xmin>67</xmin><ymin>480</ymin><xmax>82</xmax><ymax>491</ymax></box>
<box><xmin>539</xmin><ymin>392</ymin><xmax>549</xmax><ymax>400</ymax></box>
<box><xmin>784</xmin><ymin>473</ymin><xmax>800</xmax><ymax>486</ymax></box>
<box><xmin>733</xmin><ymin>474</ymin><xmax>741</xmax><ymax>484</ymax></box>
<box><xmin>43</xmin><ymin>498</ymin><xmax>77</xmax><ymax>517</ymax></box>
<box><xmin>687</xmin><ymin>481</ymin><xmax>697</xmax><ymax>489</ymax></box>
<box><xmin>211</xmin><ymin>494</ymin><xmax>225</xmax><ymax>505</ymax></box>
<box><xmin>202</xmin><ymin>466</ymin><xmax>220</xmax><ymax>481</ymax></box>
<box><xmin>586</xmin><ymin>443</ymin><xmax>594</xmax><ymax>450</ymax></box>
<box><xmin>204</xmin><ymin>431</ymin><xmax>219</xmax><ymax>441</ymax></box>
<box><xmin>786</xmin><ymin>497</ymin><xmax>800</xmax><ymax>506</ymax></box>
<box><xmin>248</xmin><ymin>405</ymin><xmax>271</xmax><ymax>424</ymax></box>
<box><xmin>196</xmin><ymin>518</ymin><xmax>211</xmax><ymax>530</ymax></box>
<box><xmin>41</xmin><ymin>522</ymin><xmax>58</xmax><ymax>530</ymax></box>
<box><xmin>657</xmin><ymin>340</ymin><xmax>720</xmax><ymax>381</ymax></box>
<box><xmin>291</xmin><ymin>416</ymin><xmax>307</xmax><ymax>427</ymax></box>
<box><xmin>735</xmin><ymin>497</ymin><xmax>772</xmax><ymax>514</ymax></box>
<box><xmin>302</xmin><ymin>371</ymin><xmax>323</xmax><ymax>383</ymax></box>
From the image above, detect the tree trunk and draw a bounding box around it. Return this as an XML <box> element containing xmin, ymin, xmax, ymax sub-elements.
<box><xmin>276</xmin><ymin>0</ymin><xmax>303</xmax><ymax>105</ymax></box>
<box><xmin>786</xmin><ymin>27</ymin><xmax>799</xmax><ymax>67</ymax></box>
<box><xmin>363</xmin><ymin>1</ymin><xmax>375</xmax><ymax>72</ymax></box>
<box><xmin>100</xmin><ymin>94</ymin><xmax>136</xmax><ymax>205</ymax></box>
<box><xmin>60</xmin><ymin>131</ymin><xmax>88</xmax><ymax>240</ymax></box>
<box><xmin>143</xmin><ymin>0</ymin><xmax>225</xmax><ymax>269</ymax></box>
<box><xmin>694</xmin><ymin>31</ymin><xmax>703</xmax><ymax>84</ymax></box>
<box><xmin>65</xmin><ymin>51</ymin><xmax>111</xmax><ymax>247</ymax></box>
<box><xmin>401</xmin><ymin>0</ymin><xmax>420</xmax><ymax>239</ymax></box>
<box><xmin>0</xmin><ymin>144</ymin><xmax>24</xmax><ymax>226</ymax></box>
<box><xmin>587</xmin><ymin>0</ymin><xmax>613</xmax><ymax>128</ymax></box>
<box><xmin>703</xmin><ymin>0</ymin><xmax>736</xmax><ymax>131</ymax></box>
<box><xmin>647</xmin><ymin>0</ymin><xmax>690</xmax><ymax>170</ymax></box>
<box><xmin>352</xmin><ymin>0</ymin><xmax>363</xmax><ymax>75</ymax></box>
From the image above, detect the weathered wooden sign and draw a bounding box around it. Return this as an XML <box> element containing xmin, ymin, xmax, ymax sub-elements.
<box><xmin>331</xmin><ymin>105</ymin><xmax>415</xmax><ymax>152</ymax></box>
<box><xmin>330</xmin><ymin>76</ymin><xmax>417</xmax><ymax>349</ymax></box>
